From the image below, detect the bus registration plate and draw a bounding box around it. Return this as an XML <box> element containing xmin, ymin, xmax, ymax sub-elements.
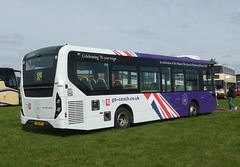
<box><xmin>34</xmin><ymin>121</ymin><xmax>44</xmax><ymax>126</ymax></box>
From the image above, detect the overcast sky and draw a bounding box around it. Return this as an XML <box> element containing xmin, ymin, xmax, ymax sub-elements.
<box><xmin>1</xmin><ymin>0</ymin><xmax>240</xmax><ymax>73</ymax></box>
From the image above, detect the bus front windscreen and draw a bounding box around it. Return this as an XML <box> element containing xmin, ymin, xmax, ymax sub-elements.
<box><xmin>237</xmin><ymin>75</ymin><xmax>240</xmax><ymax>82</ymax></box>
<box><xmin>215</xmin><ymin>80</ymin><xmax>224</xmax><ymax>89</ymax></box>
<box><xmin>0</xmin><ymin>68</ymin><xmax>18</xmax><ymax>89</ymax></box>
<box><xmin>237</xmin><ymin>75</ymin><xmax>240</xmax><ymax>91</ymax></box>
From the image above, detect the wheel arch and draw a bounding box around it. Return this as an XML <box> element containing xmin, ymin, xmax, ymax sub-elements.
<box><xmin>115</xmin><ymin>104</ymin><xmax>134</xmax><ymax>124</ymax></box>
<box><xmin>188</xmin><ymin>99</ymin><xmax>200</xmax><ymax>117</ymax></box>
<box><xmin>190</xmin><ymin>99</ymin><xmax>200</xmax><ymax>114</ymax></box>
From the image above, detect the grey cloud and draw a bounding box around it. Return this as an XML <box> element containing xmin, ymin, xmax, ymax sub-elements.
<box><xmin>118</xmin><ymin>29</ymin><xmax>158</xmax><ymax>40</ymax></box>
<box><xmin>0</xmin><ymin>33</ymin><xmax>24</xmax><ymax>45</ymax></box>
<box><xmin>228</xmin><ymin>12</ymin><xmax>240</xmax><ymax>27</ymax></box>
<box><xmin>222</xmin><ymin>55</ymin><xmax>232</xmax><ymax>58</ymax></box>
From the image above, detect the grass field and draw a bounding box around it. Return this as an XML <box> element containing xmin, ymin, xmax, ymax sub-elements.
<box><xmin>216</xmin><ymin>95</ymin><xmax>240</xmax><ymax>111</ymax></box>
<box><xmin>0</xmin><ymin>98</ymin><xmax>240</xmax><ymax>167</ymax></box>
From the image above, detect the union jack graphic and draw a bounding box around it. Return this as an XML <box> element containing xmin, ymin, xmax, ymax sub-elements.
<box><xmin>144</xmin><ymin>93</ymin><xmax>180</xmax><ymax>119</ymax></box>
<box><xmin>113</xmin><ymin>50</ymin><xmax>138</xmax><ymax>57</ymax></box>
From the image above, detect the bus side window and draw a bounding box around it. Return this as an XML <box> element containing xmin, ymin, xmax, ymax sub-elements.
<box><xmin>76</xmin><ymin>62</ymin><xmax>109</xmax><ymax>91</ymax></box>
<box><xmin>162</xmin><ymin>67</ymin><xmax>171</xmax><ymax>92</ymax></box>
<box><xmin>173</xmin><ymin>69</ymin><xmax>185</xmax><ymax>92</ymax></box>
<box><xmin>140</xmin><ymin>67</ymin><xmax>160</xmax><ymax>92</ymax></box>
<box><xmin>186</xmin><ymin>70</ymin><xmax>199</xmax><ymax>91</ymax></box>
<box><xmin>112</xmin><ymin>65</ymin><xmax>138</xmax><ymax>91</ymax></box>
<box><xmin>203</xmin><ymin>69</ymin><xmax>213</xmax><ymax>91</ymax></box>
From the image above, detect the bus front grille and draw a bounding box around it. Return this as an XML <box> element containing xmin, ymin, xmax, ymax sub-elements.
<box><xmin>68</xmin><ymin>101</ymin><xmax>84</xmax><ymax>125</ymax></box>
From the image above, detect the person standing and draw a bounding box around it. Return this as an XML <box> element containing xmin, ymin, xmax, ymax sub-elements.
<box><xmin>227</xmin><ymin>84</ymin><xmax>237</xmax><ymax>111</ymax></box>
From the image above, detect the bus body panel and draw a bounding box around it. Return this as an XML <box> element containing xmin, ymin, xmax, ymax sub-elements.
<box><xmin>0</xmin><ymin>81</ymin><xmax>19</xmax><ymax>106</ymax></box>
<box><xmin>21</xmin><ymin>91</ymin><xmax>216</xmax><ymax>130</ymax></box>
<box><xmin>21</xmin><ymin>97</ymin><xmax>56</xmax><ymax>119</ymax></box>
<box><xmin>73</xmin><ymin>91</ymin><xmax>215</xmax><ymax>130</ymax></box>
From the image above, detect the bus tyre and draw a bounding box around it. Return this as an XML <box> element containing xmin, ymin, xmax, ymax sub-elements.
<box><xmin>114</xmin><ymin>108</ymin><xmax>131</xmax><ymax>129</ymax></box>
<box><xmin>189</xmin><ymin>102</ymin><xmax>198</xmax><ymax>117</ymax></box>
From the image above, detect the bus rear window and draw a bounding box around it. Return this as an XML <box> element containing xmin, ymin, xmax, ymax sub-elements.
<box><xmin>23</xmin><ymin>55</ymin><xmax>57</xmax><ymax>86</ymax></box>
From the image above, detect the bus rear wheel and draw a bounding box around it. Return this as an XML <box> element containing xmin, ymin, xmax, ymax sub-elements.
<box><xmin>114</xmin><ymin>108</ymin><xmax>131</xmax><ymax>129</ymax></box>
<box><xmin>189</xmin><ymin>102</ymin><xmax>198</xmax><ymax>117</ymax></box>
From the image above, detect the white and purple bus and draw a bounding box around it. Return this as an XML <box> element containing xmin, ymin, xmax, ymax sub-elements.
<box><xmin>20</xmin><ymin>45</ymin><xmax>216</xmax><ymax>130</ymax></box>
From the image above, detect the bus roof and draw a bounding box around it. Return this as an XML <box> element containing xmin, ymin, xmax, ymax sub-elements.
<box><xmin>134</xmin><ymin>52</ymin><xmax>212</xmax><ymax>64</ymax></box>
<box><xmin>62</xmin><ymin>45</ymin><xmax>213</xmax><ymax>64</ymax></box>
<box><xmin>0</xmin><ymin>67</ymin><xmax>14</xmax><ymax>70</ymax></box>
<box><xmin>214</xmin><ymin>64</ymin><xmax>235</xmax><ymax>71</ymax></box>
<box><xmin>52</xmin><ymin>45</ymin><xmax>213</xmax><ymax>65</ymax></box>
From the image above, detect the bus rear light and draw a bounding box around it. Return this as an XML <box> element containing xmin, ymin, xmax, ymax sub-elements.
<box><xmin>54</xmin><ymin>94</ymin><xmax>62</xmax><ymax>119</ymax></box>
<box><xmin>21</xmin><ymin>106</ymin><xmax>25</xmax><ymax>116</ymax></box>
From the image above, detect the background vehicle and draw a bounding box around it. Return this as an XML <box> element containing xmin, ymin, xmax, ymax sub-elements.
<box><xmin>0</xmin><ymin>68</ymin><xmax>20</xmax><ymax>106</ymax></box>
<box><xmin>20</xmin><ymin>45</ymin><xmax>216</xmax><ymax>130</ymax></box>
<box><xmin>214</xmin><ymin>64</ymin><xmax>236</xmax><ymax>98</ymax></box>
<box><xmin>236</xmin><ymin>74</ymin><xmax>240</xmax><ymax>95</ymax></box>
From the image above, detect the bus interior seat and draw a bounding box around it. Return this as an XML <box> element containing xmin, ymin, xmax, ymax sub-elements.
<box><xmin>80</xmin><ymin>77</ymin><xmax>93</xmax><ymax>90</ymax></box>
<box><xmin>96</xmin><ymin>78</ymin><xmax>108</xmax><ymax>90</ymax></box>
<box><xmin>90</xmin><ymin>79</ymin><xmax>97</xmax><ymax>89</ymax></box>
<box><xmin>150</xmin><ymin>83</ymin><xmax>158</xmax><ymax>90</ymax></box>
<box><xmin>113</xmin><ymin>80</ymin><xmax>123</xmax><ymax>89</ymax></box>
<box><xmin>176</xmin><ymin>85</ymin><xmax>184</xmax><ymax>92</ymax></box>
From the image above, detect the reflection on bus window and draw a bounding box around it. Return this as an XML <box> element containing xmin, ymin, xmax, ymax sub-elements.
<box><xmin>140</xmin><ymin>67</ymin><xmax>160</xmax><ymax>92</ymax></box>
<box><xmin>112</xmin><ymin>65</ymin><xmax>138</xmax><ymax>90</ymax></box>
<box><xmin>26</xmin><ymin>56</ymin><xmax>54</xmax><ymax>71</ymax></box>
<box><xmin>186</xmin><ymin>70</ymin><xmax>199</xmax><ymax>91</ymax></box>
<box><xmin>173</xmin><ymin>69</ymin><xmax>185</xmax><ymax>92</ymax></box>
<box><xmin>203</xmin><ymin>70</ymin><xmax>213</xmax><ymax>91</ymax></box>
<box><xmin>162</xmin><ymin>67</ymin><xmax>171</xmax><ymax>92</ymax></box>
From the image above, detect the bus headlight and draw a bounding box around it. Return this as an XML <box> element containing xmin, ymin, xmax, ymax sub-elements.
<box><xmin>54</xmin><ymin>94</ymin><xmax>62</xmax><ymax>119</ymax></box>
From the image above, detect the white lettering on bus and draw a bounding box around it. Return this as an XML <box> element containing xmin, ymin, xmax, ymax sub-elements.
<box><xmin>81</xmin><ymin>53</ymin><xmax>117</xmax><ymax>62</ymax></box>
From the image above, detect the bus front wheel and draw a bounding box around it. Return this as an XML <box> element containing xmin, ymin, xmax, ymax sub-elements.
<box><xmin>114</xmin><ymin>108</ymin><xmax>131</xmax><ymax>129</ymax></box>
<box><xmin>189</xmin><ymin>102</ymin><xmax>198</xmax><ymax>117</ymax></box>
